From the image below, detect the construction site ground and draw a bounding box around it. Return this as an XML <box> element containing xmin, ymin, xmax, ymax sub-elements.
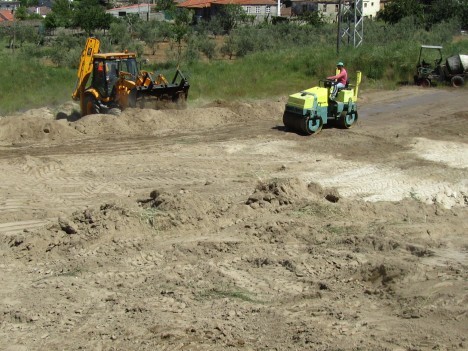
<box><xmin>0</xmin><ymin>86</ymin><xmax>467</xmax><ymax>351</ymax></box>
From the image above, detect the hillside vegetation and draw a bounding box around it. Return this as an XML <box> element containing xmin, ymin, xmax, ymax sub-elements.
<box><xmin>0</xmin><ymin>15</ymin><xmax>467</xmax><ymax>115</ymax></box>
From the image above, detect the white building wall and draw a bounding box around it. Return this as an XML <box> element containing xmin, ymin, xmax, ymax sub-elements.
<box><xmin>317</xmin><ymin>0</ymin><xmax>381</xmax><ymax>21</ymax></box>
<box><xmin>362</xmin><ymin>0</ymin><xmax>380</xmax><ymax>19</ymax></box>
<box><xmin>242</xmin><ymin>4</ymin><xmax>277</xmax><ymax>19</ymax></box>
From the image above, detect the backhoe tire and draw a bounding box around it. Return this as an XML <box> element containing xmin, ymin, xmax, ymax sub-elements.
<box><xmin>128</xmin><ymin>89</ymin><xmax>138</xmax><ymax>108</ymax></box>
<box><xmin>451</xmin><ymin>76</ymin><xmax>464</xmax><ymax>88</ymax></box>
<box><xmin>83</xmin><ymin>94</ymin><xmax>100</xmax><ymax>116</ymax></box>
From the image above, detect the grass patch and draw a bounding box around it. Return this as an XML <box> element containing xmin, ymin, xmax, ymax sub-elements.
<box><xmin>292</xmin><ymin>202</ymin><xmax>341</xmax><ymax>218</ymax></box>
<box><xmin>138</xmin><ymin>207</ymin><xmax>163</xmax><ymax>228</ymax></box>
<box><xmin>0</xmin><ymin>52</ymin><xmax>75</xmax><ymax>115</ymax></box>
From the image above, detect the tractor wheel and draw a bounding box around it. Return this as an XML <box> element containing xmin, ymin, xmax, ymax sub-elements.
<box><xmin>338</xmin><ymin>110</ymin><xmax>358</xmax><ymax>129</ymax></box>
<box><xmin>83</xmin><ymin>94</ymin><xmax>100</xmax><ymax>116</ymax></box>
<box><xmin>302</xmin><ymin>115</ymin><xmax>323</xmax><ymax>135</ymax></box>
<box><xmin>420</xmin><ymin>79</ymin><xmax>431</xmax><ymax>88</ymax></box>
<box><xmin>451</xmin><ymin>76</ymin><xmax>464</xmax><ymax>88</ymax></box>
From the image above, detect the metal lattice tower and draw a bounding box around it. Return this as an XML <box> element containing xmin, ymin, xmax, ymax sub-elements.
<box><xmin>337</xmin><ymin>0</ymin><xmax>364</xmax><ymax>53</ymax></box>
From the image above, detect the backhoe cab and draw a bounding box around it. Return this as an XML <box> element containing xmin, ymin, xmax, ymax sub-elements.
<box><xmin>72</xmin><ymin>37</ymin><xmax>190</xmax><ymax>116</ymax></box>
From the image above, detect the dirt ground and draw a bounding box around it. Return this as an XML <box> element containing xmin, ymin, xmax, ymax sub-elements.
<box><xmin>0</xmin><ymin>86</ymin><xmax>467</xmax><ymax>351</ymax></box>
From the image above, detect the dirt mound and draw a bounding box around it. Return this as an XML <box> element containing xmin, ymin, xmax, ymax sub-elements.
<box><xmin>246</xmin><ymin>178</ymin><xmax>340</xmax><ymax>209</ymax></box>
<box><xmin>68</xmin><ymin>98</ymin><xmax>284</xmax><ymax>139</ymax></box>
<box><xmin>246</xmin><ymin>178</ymin><xmax>309</xmax><ymax>208</ymax></box>
<box><xmin>4</xmin><ymin>200</ymin><xmax>145</xmax><ymax>262</ymax></box>
<box><xmin>202</xmin><ymin>98</ymin><xmax>285</xmax><ymax>122</ymax></box>
<box><xmin>139</xmin><ymin>188</ymin><xmax>216</xmax><ymax>228</ymax></box>
<box><xmin>0</xmin><ymin>99</ymin><xmax>284</xmax><ymax>145</ymax></box>
<box><xmin>0</xmin><ymin>114</ymin><xmax>80</xmax><ymax>145</ymax></box>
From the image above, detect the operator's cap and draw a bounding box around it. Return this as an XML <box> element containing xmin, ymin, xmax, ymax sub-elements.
<box><xmin>337</xmin><ymin>61</ymin><xmax>344</xmax><ymax>67</ymax></box>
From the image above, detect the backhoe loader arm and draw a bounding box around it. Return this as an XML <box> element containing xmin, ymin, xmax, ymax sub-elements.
<box><xmin>72</xmin><ymin>37</ymin><xmax>100</xmax><ymax>101</ymax></box>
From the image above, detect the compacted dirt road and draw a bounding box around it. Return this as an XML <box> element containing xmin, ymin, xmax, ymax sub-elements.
<box><xmin>0</xmin><ymin>87</ymin><xmax>467</xmax><ymax>350</ymax></box>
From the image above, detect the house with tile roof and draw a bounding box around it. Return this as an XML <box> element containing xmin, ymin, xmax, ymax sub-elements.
<box><xmin>27</xmin><ymin>6</ymin><xmax>51</xmax><ymax>18</ymax></box>
<box><xmin>291</xmin><ymin>0</ymin><xmax>380</xmax><ymax>22</ymax></box>
<box><xmin>106</xmin><ymin>3</ymin><xmax>153</xmax><ymax>20</ymax></box>
<box><xmin>178</xmin><ymin>0</ymin><xmax>278</xmax><ymax>23</ymax></box>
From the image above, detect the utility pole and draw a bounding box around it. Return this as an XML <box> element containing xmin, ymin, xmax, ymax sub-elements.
<box><xmin>336</xmin><ymin>0</ymin><xmax>342</xmax><ymax>55</ymax></box>
<box><xmin>336</xmin><ymin>0</ymin><xmax>364</xmax><ymax>54</ymax></box>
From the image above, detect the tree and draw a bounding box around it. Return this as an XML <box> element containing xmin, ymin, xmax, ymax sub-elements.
<box><xmin>125</xmin><ymin>13</ymin><xmax>141</xmax><ymax>35</ymax></box>
<box><xmin>137</xmin><ymin>20</ymin><xmax>167</xmax><ymax>55</ymax></box>
<box><xmin>109</xmin><ymin>20</ymin><xmax>132</xmax><ymax>48</ymax></box>
<box><xmin>44</xmin><ymin>0</ymin><xmax>73</xmax><ymax>29</ymax></box>
<box><xmin>425</xmin><ymin>0</ymin><xmax>465</xmax><ymax>27</ymax></box>
<box><xmin>220</xmin><ymin>33</ymin><xmax>238</xmax><ymax>59</ymax></box>
<box><xmin>214</xmin><ymin>4</ymin><xmax>248</xmax><ymax>33</ymax></box>
<box><xmin>156</xmin><ymin>0</ymin><xmax>176</xmax><ymax>12</ymax></box>
<box><xmin>379</xmin><ymin>0</ymin><xmax>467</xmax><ymax>29</ymax></box>
<box><xmin>16</xmin><ymin>24</ymin><xmax>41</xmax><ymax>46</ymax></box>
<box><xmin>297</xmin><ymin>10</ymin><xmax>325</xmax><ymax>26</ymax></box>
<box><xmin>459</xmin><ymin>0</ymin><xmax>468</xmax><ymax>29</ymax></box>
<box><xmin>378</xmin><ymin>0</ymin><xmax>423</xmax><ymax>24</ymax></box>
<box><xmin>48</xmin><ymin>32</ymin><xmax>82</xmax><ymax>67</ymax></box>
<box><xmin>72</xmin><ymin>0</ymin><xmax>112</xmax><ymax>35</ymax></box>
<box><xmin>171</xmin><ymin>8</ymin><xmax>193</xmax><ymax>61</ymax></box>
<box><xmin>14</xmin><ymin>6</ymin><xmax>28</xmax><ymax>20</ymax></box>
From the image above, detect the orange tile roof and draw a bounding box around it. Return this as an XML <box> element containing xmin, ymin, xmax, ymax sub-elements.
<box><xmin>178</xmin><ymin>0</ymin><xmax>212</xmax><ymax>8</ymax></box>
<box><xmin>0</xmin><ymin>10</ymin><xmax>14</xmax><ymax>22</ymax></box>
<box><xmin>178</xmin><ymin>0</ymin><xmax>276</xmax><ymax>8</ymax></box>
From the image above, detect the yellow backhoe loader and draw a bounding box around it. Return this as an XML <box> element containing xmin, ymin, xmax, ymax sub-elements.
<box><xmin>72</xmin><ymin>37</ymin><xmax>190</xmax><ymax>116</ymax></box>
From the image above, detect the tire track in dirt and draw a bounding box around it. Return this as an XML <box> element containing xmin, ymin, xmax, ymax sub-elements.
<box><xmin>1</xmin><ymin>88</ymin><xmax>467</xmax><ymax>236</ymax></box>
<box><xmin>0</xmin><ymin>218</ymin><xmax>55</xmax><ymax>236</ymax></box>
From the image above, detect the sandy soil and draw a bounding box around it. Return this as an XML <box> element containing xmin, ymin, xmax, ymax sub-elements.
<box><xmin>0</xmin><ymin>86</ymin><xmax>467</xmax><ymax>351</ymax></box>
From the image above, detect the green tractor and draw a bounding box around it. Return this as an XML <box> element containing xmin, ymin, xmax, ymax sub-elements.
<box><xmin>414</xmin><ymin>45</ymin><xmax>468</xmax><ymax>88</ymax></box>
<box><xmin>283</xmin><ymin>71</ymin><xmax>362</xmax><ymax>135</ymax></box>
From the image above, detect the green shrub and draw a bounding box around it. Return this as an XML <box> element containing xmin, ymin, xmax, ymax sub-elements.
<box><xmin>0</xmin><ymin>53</ymin><xmax>74</xmax><ymax>114</ymax></box>
<box><xmin>0</xmin><ymin>18</ymin><xmax>466</xmax><ymax>114</ymax></box>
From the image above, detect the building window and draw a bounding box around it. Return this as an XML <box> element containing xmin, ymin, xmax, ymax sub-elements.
<box><xmin>246</xmin><ymin>5</ymin><xmax>251</xmax><ymax>13</ymax></box>
<box><xmin>364</xmin><ymin>3</ymin><xmax>367</xmax><ymax>7</ymax></box>
<box><xmin>371</xmin><ymin>2</ymin><xmax>374</xmax><ymax>6</ymax></box>
<box><xmin>322</xmin><ymin>5</ymin><xmax>326</xmax><ymax>12</ymax></box>
<box><xmin>266</xmin><ymin>5</ymin><xmax>270</xmax><ymax>13</ymax></box>
<box><xmin>255</xmin><ymin>6</ymin><xmax>260</xmax><ymax>14</ymax></box>
<box><xmin>335</xmin><ymin>4</ymin><xmax>339</xmax><ymax>12</ymax></box>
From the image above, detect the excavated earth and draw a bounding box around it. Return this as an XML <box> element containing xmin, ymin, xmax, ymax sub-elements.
<box><xmin>0</xmin><ymin>87</ymin><xmax>467</xmax><ymax>351</ymax></box>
